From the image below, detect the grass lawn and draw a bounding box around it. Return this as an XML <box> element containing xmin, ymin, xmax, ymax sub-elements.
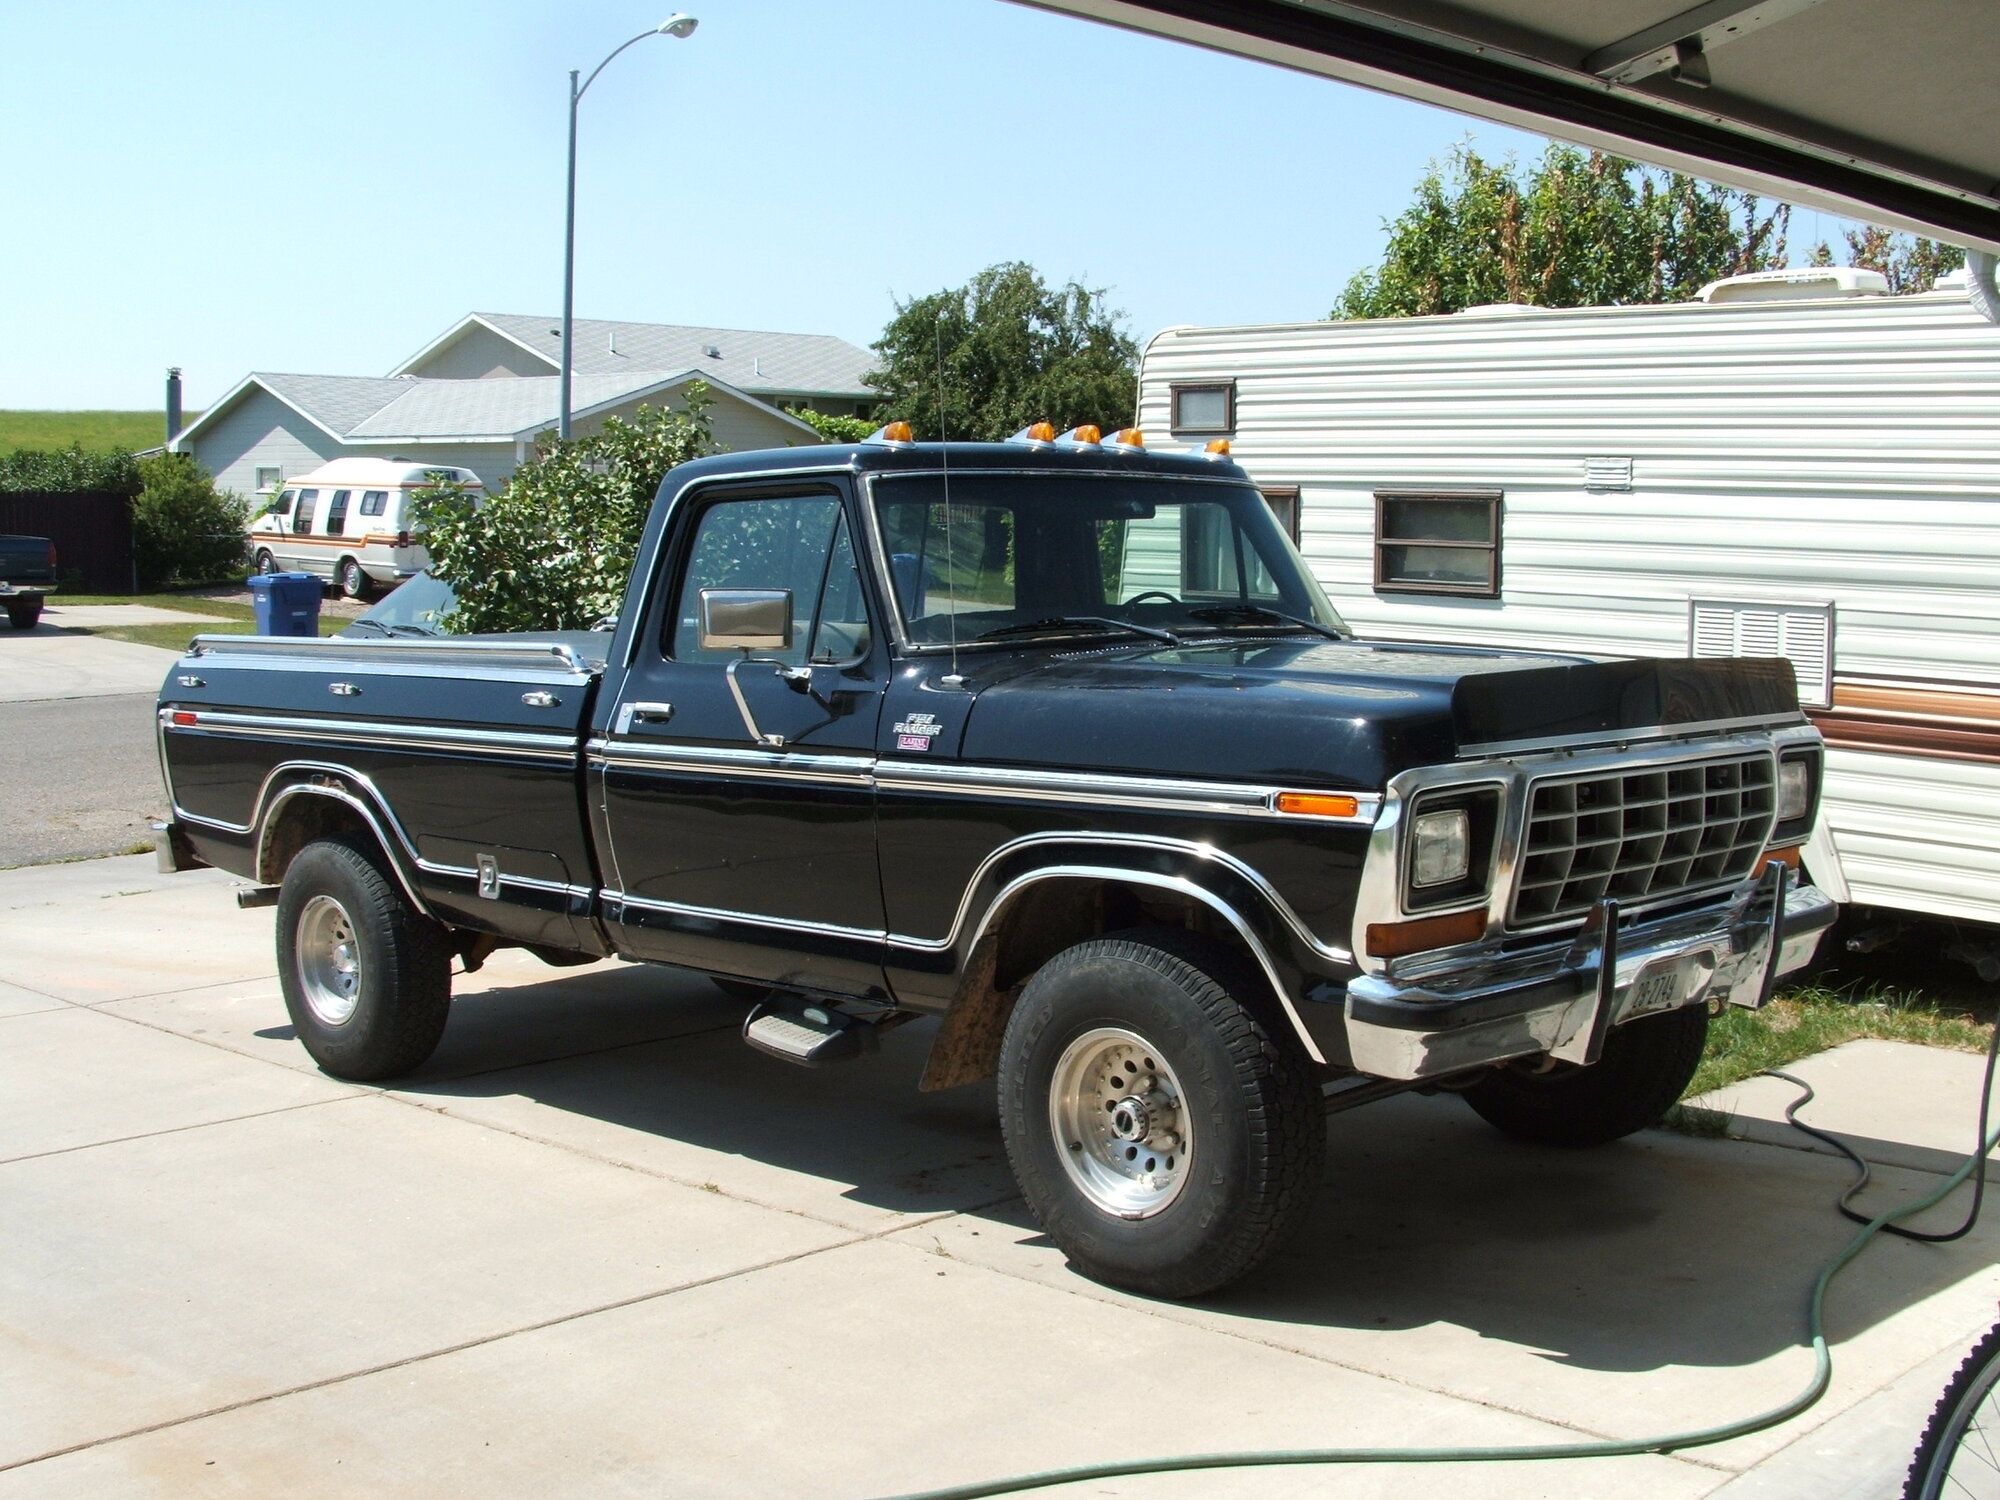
<box><xmin>55</xmin><ymin>590</ymin><xmax>345</xmax><ymax>649</ymax></box>
<box><xmin>1688</xmin><ymin>982</ymin><xmax>1993</xmax><ymax>1100</ymax></box>
<box><xmin>0</xmin><ymin>410</ymin><xmax>193</xmax><ymax>453</ymax></box>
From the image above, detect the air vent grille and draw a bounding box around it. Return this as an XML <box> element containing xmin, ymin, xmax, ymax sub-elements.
<box><xmin>1511</xmin><ymin>754</ymin><xmax>1776</xmax><ymax>925</ymax></box>
<box><xmin>1688</xmin><ymin>598</ymin><xmax>1833</xmax><ymax>708</ymax></box>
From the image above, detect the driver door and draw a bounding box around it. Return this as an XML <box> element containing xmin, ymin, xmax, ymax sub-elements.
<box><xmin>596</xmin><ymin>481</ymin><xmax>889</xmax><ymax>996</ymax></box>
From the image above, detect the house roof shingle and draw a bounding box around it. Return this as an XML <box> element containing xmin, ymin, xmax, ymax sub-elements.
<box><xmin>407</xmin><ymin>313</ymin><xmax>877</xmax><ymax>399</ymax></box>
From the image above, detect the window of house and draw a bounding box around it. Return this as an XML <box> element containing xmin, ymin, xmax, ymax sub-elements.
<box><xmin>1260</xmin><ymin>486</ymin><xmax>1302</xmax><ymax>543</ymax></box>
<box><xmin>255</xmin><ymin>466</ymin><xmax>282</xmax><ymax>494</ymax></box>
<box><xmin>324</xmin><ymin>490</ymin><xmax>351</xmax><ymax>537</ymax></box>
<box><xmin>293</xmin><ymin>489</ymin><xmax>318</xmax><ymax>534</ymax></box>
<box><xmin>1374</xmin><ymin>492</ymin><xmax>1502</xmax><ymax>597</ymax></box>
<box><xmin>359</xmin><ymin>490</ymin><xmax>389</xmax><ymax>518</ymax></box>
<box><xmin>1169</xmin><ymin>381</ymin><xmax>1235</xmax><ymax>436</ymax></box>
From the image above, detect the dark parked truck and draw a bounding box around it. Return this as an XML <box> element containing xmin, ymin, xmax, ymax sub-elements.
<box><xmin>156</xmin><ymin>429</ymin><xmax>1835</xmax><ymax>1296</ymax></box>
<box><xmin>0</xmin><ymin>533</ymin><xmax>57</xmax><ymax>628</ymax></box>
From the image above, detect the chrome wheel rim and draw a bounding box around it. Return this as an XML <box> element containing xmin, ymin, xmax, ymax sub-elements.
<box><xmin>1049</xmin><ymin>1027</ymin><xmax>1192</xmax><ymax>1218</ymax></box>
<box><xmin>296</xmin><ymin>894</ymin><xmax>362</xmax><ymax>1027</ymax></box>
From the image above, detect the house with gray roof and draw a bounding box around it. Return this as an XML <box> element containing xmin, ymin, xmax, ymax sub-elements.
<box><xmin>169</xmin><ymin>306</ymin><xmax>879</xmax><ymax>500</ymax></box>
<box><xmin>170</xmin><ymin>365</ymin><xmax>820</xmax><ymax>502</ymax></box>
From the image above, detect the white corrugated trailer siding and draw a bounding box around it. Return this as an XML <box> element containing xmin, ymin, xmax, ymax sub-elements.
<box><xmin>1137</xmin><ymin>292</ymin><xmax>2000</xmax><ymax>927</ymax></box>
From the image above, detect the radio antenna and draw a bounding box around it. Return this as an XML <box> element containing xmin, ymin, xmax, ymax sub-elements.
<box><xmin>936</xmin><ymin>317</ymin><xmax>963</xmax><ymax>687</ymax></box>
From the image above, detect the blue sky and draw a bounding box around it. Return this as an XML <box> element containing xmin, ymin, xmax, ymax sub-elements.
<box><xmin>0</xmin><ymin>0</ymin><xmax>1568</xmax><ymax>410</ymax></box>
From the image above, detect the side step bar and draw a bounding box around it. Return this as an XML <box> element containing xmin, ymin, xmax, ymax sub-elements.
<box><xmin>743</xmin><ymin>998</ymin><xmax>884</xmax><ymax>1068</ymax></box>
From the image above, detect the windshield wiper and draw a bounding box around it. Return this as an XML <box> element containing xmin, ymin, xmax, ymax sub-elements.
<box><xmin>1185</xmin><ymin>604</ymin><xmax>1344</xmax><ymax>640</ymax></box>
<box><xmin>976</xmin><ymin>615</ymin><xmax>1182</xmax><ymax>646</ymax></box>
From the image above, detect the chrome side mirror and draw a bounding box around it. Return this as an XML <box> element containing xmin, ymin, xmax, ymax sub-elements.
<box><xmin>698</xmin><ymin>588</ymin><xmax>792</xmax><ymax>652</ymax></box>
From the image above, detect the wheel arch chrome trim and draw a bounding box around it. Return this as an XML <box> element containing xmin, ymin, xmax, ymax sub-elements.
<box><xmin>254</xmin><ymin>781</ymin><xmax>436</xmax><ymax>919</ymax></box>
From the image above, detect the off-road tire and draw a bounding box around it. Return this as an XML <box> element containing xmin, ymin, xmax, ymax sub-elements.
<box><xmin>998</xmin><ymin>927</ymin><xmax>1324</xmax><ymax>1299</ymax></box>
<box><xmin>337</xmin><ymin>557</ymin><xmax>371</xmax><ymax>600</ymax></box>
<box><xmin>253</xmin><ymin>548</ymin><xmax>276</xmax><ymax>576</ymax></box>
<box><xmin>1461</xmin><ymin>1001</ymin><xmax>1710</xmax><ymax>1148</ymax></box>
<box><xmin>1903</xmin><ymin>1319</ymin><xmax>2000</xmax><ymax>1499</ymax></box>
<box><xmin>6</xmin><ymin>598</ymin><xmax>41</xmax><ymax>630</ymax></box>
<box><xmin>276</xmin><ymin>834</ymin><xmax>451</xmax><ymax>1080</ymax></box>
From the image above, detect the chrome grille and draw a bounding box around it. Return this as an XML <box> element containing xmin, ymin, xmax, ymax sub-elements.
<box><xmin>1511</xmin><ymin>754</ymin><xmax>1776</xmax><ymax>925</ymax></box>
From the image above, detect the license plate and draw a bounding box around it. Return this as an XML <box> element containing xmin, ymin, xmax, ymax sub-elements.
<box><xmin>1627</xmin><ymin>959</ymin><xmax>1688</xmax><ymax>1017</ymax></box>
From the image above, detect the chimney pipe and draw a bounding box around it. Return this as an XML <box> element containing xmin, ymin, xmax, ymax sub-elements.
<box><xmin>165</xmin><ymin>368</ymin><xmax>184</xmax><ymax>446</ymax></box>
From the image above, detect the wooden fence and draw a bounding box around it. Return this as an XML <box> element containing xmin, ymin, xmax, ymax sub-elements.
<box><xmin>0</xmin><ymin>492</ymin><xmax>136</xmax><ymax>593</ymax></box>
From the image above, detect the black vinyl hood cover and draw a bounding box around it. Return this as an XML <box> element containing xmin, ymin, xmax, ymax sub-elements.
<box><xmin>958</xmin><ymin>638</ymin><xmax>1802</xmax><ymax>787</ymax></box>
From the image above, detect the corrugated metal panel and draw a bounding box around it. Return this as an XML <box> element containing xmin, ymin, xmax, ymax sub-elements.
<box><xmin>1138</xmin><ymin>291</ymin><xmax>2000</xmax><ymax>924</ymax></box>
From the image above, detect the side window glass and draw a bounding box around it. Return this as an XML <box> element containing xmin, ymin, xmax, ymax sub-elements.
<box><xmin>808</xmin><ymin>513</ymin><xmax>871</xmax><ymax>663</ymax></box>
<box><xmin>270</xmin><ymin>489</ymin><xmax>295</xmax><ymax>517</ymax></box>
<box><xmin>325</xmin><ymin>489</ymin><xmax>351</xmax><ymax>537</ymax></box>
<box><xmin>293</xmin><ymin>489</ymin><xmax>318</xmax><ymax>535</ymax></box>
<box><xmin>669</xmin><ymin>493</ymin><xmax>845</xmax><ymax>666</ymax></box>
<box><xmin>360</xmin><ymin>490</ymin><xmax>389</xmax><ymax>518</ymax></box>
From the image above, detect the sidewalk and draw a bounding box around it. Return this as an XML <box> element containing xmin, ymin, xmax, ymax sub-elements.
<box><xmin>2</xmin><ymin>855</ymin><xmax>1994</xmax><ymax>1499</ymax></box>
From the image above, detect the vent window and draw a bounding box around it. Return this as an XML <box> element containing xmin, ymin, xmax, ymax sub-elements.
<box><xmin>1689</xmin><ymin>599</ymin><xmax>1833</xmax><ymax>709</ymax></box>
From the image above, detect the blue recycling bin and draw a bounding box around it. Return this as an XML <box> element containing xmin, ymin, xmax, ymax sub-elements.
<box><xmin>246</xmin><ymin>572</ymin><xmax>323</xmax><ymax>637</ymax></box>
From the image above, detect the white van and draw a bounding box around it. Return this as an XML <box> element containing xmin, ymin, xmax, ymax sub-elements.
<box><xmin>248</xmin><ymin>458</ymin><xmax>483</xmax><ymax>598</ymax></box>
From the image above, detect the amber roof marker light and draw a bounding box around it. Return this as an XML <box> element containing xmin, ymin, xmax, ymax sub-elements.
<box><xmin>1204</xmin><ymin>438</ymin><xmax>1232</xmax><ymax>457</ymax></box>
<box><xmin>864</xmin><ymin>420</ymin><xmax>915</xmax><ymax>446</ymax></box>
<box><xmin>1105</xmin><ymin>427</ymin><xmax>1146</xmax><ymax>449</ymax></box>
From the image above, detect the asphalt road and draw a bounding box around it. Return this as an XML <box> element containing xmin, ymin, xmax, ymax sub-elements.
<box><xmin>0</xmin><ymin>691</ymin><xmax>164</xmax><ymax>866</ymax></box>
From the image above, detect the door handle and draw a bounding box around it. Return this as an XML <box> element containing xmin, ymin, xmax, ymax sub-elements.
<box><xmin>521</xmin><ymin>690</ymin><xmax>562</xmax><ymax>708</ymax></box>
<box><xmin>616</xmin><ymin>701</ymin><xmax>674</xmax><ymax>733</ymax></box>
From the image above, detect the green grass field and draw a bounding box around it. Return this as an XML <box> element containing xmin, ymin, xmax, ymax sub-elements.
<box><xmin>57</xmin><ymin>591</ymin><xmax>345</xmax><ymax>648</ymax></box>
<box><xmin>0</xmin><ymin>410</ymin><xmax>195</xmax><ymax>453</ymax></box>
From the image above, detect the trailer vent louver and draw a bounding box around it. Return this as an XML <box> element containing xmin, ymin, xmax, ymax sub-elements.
<box><xmin>1511</xmin><ymin>754</ymin><xmax>1777</xmax><ymax>926</ymax></box>
<box><xmin>1688</xmin><ymin>599</ymin><xmax>1833</xmax><ymax>709</ymax></box>
<box><xmin>1584</xmin><ymin>457</ymin><xmax>1633</xmax><ymax>491</ymax></box>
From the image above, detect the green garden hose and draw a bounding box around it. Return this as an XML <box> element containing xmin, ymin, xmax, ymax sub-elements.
<box><xmin>882</xmin><ymin>1021</ymin><xmax>2000</xmax><ymax>1500</ymax></box>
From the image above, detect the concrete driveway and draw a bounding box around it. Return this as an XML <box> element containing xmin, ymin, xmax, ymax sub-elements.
<box><xmin>2</xmin><ymin>855</ymin><xmax>1996</xmax><ymax>1499</ymax></box>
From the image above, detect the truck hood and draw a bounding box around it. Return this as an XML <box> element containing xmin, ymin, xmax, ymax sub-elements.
<box><xmin>957</xmin><ymin>637</ymin><xmax>1800</xmax><ymax>787</ymax></box>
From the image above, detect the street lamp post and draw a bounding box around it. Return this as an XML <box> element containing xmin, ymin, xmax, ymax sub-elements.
<box><xmin>560</xmin><ymin>14</ymin><xmax>699</xmax><ymax>441</ymax></box>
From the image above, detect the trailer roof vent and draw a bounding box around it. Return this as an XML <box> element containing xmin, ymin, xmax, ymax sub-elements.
<box><xmin>1699</xmin><ymin>267</ymin><xmax>1889</xmax><ymax>304</ymax></box>
<box><xmin>1584</xmin><ymin>456</ymin><xmax>1634</xmax><ymax>492</ymax></box>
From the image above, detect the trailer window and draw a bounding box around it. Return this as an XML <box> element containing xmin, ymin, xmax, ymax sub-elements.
<box><xmin>1170</xmin><ymin>382</ymin><xmax>1235</xmax><ymax>436</ymax></box>
<box><xmin>1374</xmin><ymin>492</ymin><xmax>1501</xmax><ymax>597</ymax></box>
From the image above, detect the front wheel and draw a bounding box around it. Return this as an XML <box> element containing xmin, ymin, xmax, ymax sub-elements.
<box><xmin>998</xmin><ymin>929</ymin><xmax>1324</xmax><ymax>1298</ymax></box>
<box><xmin>336</xmin><ymin>557</ymin><xmax>371</xmax><ymax>600</ymax></box>
<box><xmin>6</xmin><ymin>598</ymin><xmax>41</xmax><ymax>630</ymax></box>
<box><xmin>1905</xmin><ymin>1320</ymin><xmax>2000</xmax><ymax>1499</ymax></box>
<box><xmin>276</xmin><ymin>834</ymin><xmax>452</xmax><ymax>1080</ymax></box>
<box><xmin>253</xmin><ymin>548</ymin><xmax>276</xmax><ymax>576</ymax></box>
<box><xmin>1460</xmin><ymin>1001</ymin><xmax>1709</xmax><ymax>1148</ymax></box>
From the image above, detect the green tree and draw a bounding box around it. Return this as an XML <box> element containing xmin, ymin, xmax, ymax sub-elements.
<box><xmin>1810</xmin><ymin>225</ymin><xmax>1965</xmax><ymax>294</ymax></box>
<box><xmin>132</xmin><ymin>452</ymin><xmax>247</xmax><ymax>587</ymax></box>
<box><xmin>1334</xmin><ymin>142</ymin><xmax>1792</xmax><ymax>318</ymax></box>
<box><xmin>787</xmin><ymin>406</ymin><xmax>877</xmax><ymax>443</ymax></box>
<box><xmin>415</xmin><ymin>390</ymin><xmax>716</xmax><ymax>633</ymax></box>
<box><xmin>867</xmin><ymin>261</ymin><xmax>1139</xmax><ymax>441</ymax></box>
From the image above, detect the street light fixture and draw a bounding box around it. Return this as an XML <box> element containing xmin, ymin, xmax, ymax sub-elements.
<box><xmin>560</xmin><ymin>14</ymin><xmax>699</xmax><ymax>441</ymax></box>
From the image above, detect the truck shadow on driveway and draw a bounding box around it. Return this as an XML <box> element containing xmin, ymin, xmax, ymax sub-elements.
<box><xmin>387</xmin><ymin>961</ymin><xmax>1998</xmax><ymax>1379</ymax></box>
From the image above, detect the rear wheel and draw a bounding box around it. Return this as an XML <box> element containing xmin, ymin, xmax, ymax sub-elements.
<box><xmin>1461</xmin><ymin>1002</ymin><xmax>1710</xmax><ymax>1148</ymax></box>
<box><xmin>337</xmin><ymin>557</ymin><xmax>371</xmax><ymax>599</ymax></box>
<box><xmin>253</xmin><ymin>548</ymin><xmax>276</xmax><ymax>576</ymax></box>
<box><xmin>997</xmin><ymin>928</ymin><xmax>1324</xmax><ymax>1298</ymax></box>
<box><xmin>6</xmin><ymin>598</ymin><xmax>41</xmax><ymax>629</ymax></box>
<box><xmin>276</xmin><ymin>834</ymin><xmax>451</xmax><ymax>1080</ymax></box>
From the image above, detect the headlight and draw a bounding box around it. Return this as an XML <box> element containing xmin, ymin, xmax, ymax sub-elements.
<box><xmin>1778</xmin><ymin>759</ymin><xmax>1811</xmax><ymax>823</ymax></box>
<box><xmin>1411</xmin><ymin>808</ymin><xmax>1471</xmax><ymax>887</ymax></box>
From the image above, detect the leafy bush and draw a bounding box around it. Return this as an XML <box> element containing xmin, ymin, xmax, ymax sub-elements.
<box><xmin>417</xmin><ymin>391</ymin><xmax>717</xmax><ymax>634</ymax></box>
<box><xmin>132</xmin><ymin>453</ymin><xmax>248</xmax><ymax>587</ymax></box>
<box><xmin>788</xmin><ymin>407</ymin><xmax>877</xmax><ymax>443</ymax></box>
<box><xmin>0</xmin><ymin>444</ymin><xmax>142</xmax><ymax>496</ymax></box>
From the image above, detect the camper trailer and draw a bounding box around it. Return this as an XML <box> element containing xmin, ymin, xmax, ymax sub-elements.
<box><xmin>1136</xmin><ymin>269</ymin><xmax>2000</xmax><ymax>951</ymax></box>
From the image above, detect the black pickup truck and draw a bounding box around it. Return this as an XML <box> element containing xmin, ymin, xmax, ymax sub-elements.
<box><xmin>156</xmin><ymin>429</ymin><xmax>1835</xmax><ymax>1296</ymax></box>
<box><xmin>0</xmin><ymin>533</ymin><xmax>58</xmax><ymax>628</ymax></box>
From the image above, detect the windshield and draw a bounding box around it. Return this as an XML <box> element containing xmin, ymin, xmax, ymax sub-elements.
<box><xmin>870</xmin><ymin>473</ymin><xmax>1345</xmax><ymax>647</ymax></box>
<box><xmin>341</xmin><ymin>570</ymin><xmax>456</xmax><ymax>637</ymax></box>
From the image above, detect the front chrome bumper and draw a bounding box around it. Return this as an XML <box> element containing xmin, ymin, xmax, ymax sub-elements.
<box><xmin>1342</xmin><ymin>870</ymin><xmax>1837</xmax><ymax>1081</ymax></box>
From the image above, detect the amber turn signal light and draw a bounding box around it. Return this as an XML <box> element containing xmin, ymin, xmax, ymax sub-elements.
<box><xmin>1365</xmin><ymin>906</ymin><xmax>1487</xmax><ymax>959</ymax></box>
<box><xmin>1755</xmin><ymin>845</ymin><xmax>1802</xmax><ymax>875</ymax></box>
<box><xmin>1275</xmin><ymin>791</ymin><xmax>1361</xmax><ymax>819</ymax></box>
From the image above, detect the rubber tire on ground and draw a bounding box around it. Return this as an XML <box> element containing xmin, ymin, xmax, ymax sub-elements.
<box><xmin>253</xmin><ymin>548</ymin><xmax>276</xmax><ymax>576</ymax></box>
<box><xmin>997</xmin><ymin>927</ymin><xmax>1325</xmax><ymax>1299</ymax></box>
<box><xmin>1460</xmin><ymin>1001</ymin><xmax>1710</xmax><ymax>1148</ymax></box>
<box><xmin>1903</xmin><ymin>1319</ymin><xmax>2000</xmax><ymax>1499</ymax></box>
<box><xmin>337</xmin><ymin>557</ymin><xmax>371</xmax><ymax>600</ymax></box>
<box><xmin>6</xmin><ymin>599</ymin><xmax>41</xmax><ymax>630</ymax></box>
<box><xmin>276</xmin><ymin>834</ymin><xmax>452</xmax><ymax>1081</ymax></box>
